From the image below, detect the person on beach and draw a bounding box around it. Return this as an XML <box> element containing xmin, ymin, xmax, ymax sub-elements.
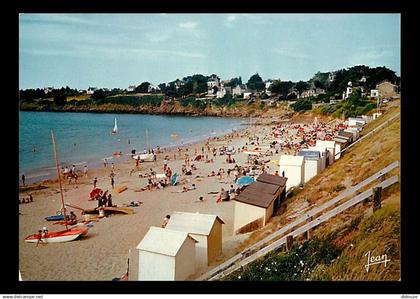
<box><xmin>93</xmin><ymin>177</ymin><xmax>98</xmax><ymax>188</ymax></box>
<box><xmin>111</xmin><ymin>163</ymin><xmax>115</xmax><ymax>171</ymax></box>
<box><xmin>104</xmin><ymin>159</ymin><xmax>108</xmax><ymax>168</ymax></box>
<box><xmin>162</xmin><ymin>215</ymin><xmax>170</xmax><ymax>228</ymax></box>
<box><xmin>106</xmin><ymin>194</ymin><xmax>113</xmax><ymax>207</ymax></box>
<box><xmin>68</xmin><ymin>211</ymin><xmax>77</xmax><ymax>225</ymax></box>
<box><xmin>216</xmin><ymin>188</ymin><xmax>229</xmax><ymax>203</ymax></box>
<box><xmin>36</xmin><ymin>230</ymin><xmax>45</xmax><ymax>247</ymax></box>
<box><xmin>163</xmin><ymin>158</ymin><xmax>168</xmax><ymax>172</ymax></box>
<box><xmin>198</xmin><ymin>196</ymin><xmax>204</xmax><ymax>202</ymax></box>
<box><xmin>150</xmin><ymin>168</ymin><xmax>156</xmax><ymax>179</ymax></box>
<box><xmin>21</xmin><ymin>174</ymin><xmax>25</xmax><ymax>187</ymax></box>
<box><xmin>71</xmin><ymin>165</ymin><xmax>76</xmax><ymax>174</ymax></box>
<box><xmin>274</xmin><ymin>170</ymin><xmax>279</xmax><ymax>176</ymax></box>
<box><xmin>83</xmin><ymin>165</ymin><xmax>88</xmax><ymax>178</ymax></box>
<box><xmin>110</xmin><ymin>173</ymin><xmax>115</xmax><ymax>189</ymax></box>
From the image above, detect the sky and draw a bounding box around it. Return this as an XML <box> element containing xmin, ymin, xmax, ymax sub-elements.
<box><xmin>19</xmin><ymin>13</ymin><xmax>400</xmax><ymax>90</ymax></box>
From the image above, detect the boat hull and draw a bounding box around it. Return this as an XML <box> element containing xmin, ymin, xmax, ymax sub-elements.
<box><xmin>24</xmin><ymin>228</ymin><xmax>88</xmax><ymax>243</ymax></box>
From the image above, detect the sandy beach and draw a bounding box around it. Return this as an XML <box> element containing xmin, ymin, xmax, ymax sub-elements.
<box><xmin>18</xmin><ymin>113</ymin><xmax>335</xmax><ymax>281</ymax></box>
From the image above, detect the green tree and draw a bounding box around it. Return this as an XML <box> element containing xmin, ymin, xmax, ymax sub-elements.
<box><xmin>291</xmin><ymin>98</ymin><xmax>312</xmax><ymax>112</ymax></box>
<box><xmin>53</xmin><ymin>94</ymin><xmax>67</xmax><ymax>105</ymax></box>
<box><xmin>295</xmin><ymin>81</ymin><xmax>310</xmax><ymax>94</ymax></box>
<box><xmin>246</xmin><ymin>73</ymin><xmax>265</xmax><ymax>91</ymax></box>
<box><xmin>135</xmin><ymin>82</ymin><xmax>151</xmax><ymax>93</ymax></box>
<box><xmin>92</xmin><ymin>89</ymin><xmax>106</xmax><ymax>100</ymax></box>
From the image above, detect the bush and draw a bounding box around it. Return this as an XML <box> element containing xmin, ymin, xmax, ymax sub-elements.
<box><xmin>291</xmin><ymin>98</ymin><xmax>312</xmax><ymax>112</ymax></box>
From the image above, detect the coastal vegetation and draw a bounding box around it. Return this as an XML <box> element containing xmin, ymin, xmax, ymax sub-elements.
<box><xmin>19</xmin><ymin>65</ymin><xmax>399</xmax><ymax>118</ymax></box>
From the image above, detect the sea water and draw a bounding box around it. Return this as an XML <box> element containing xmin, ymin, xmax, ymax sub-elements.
<box><xmin>19</xmin><ymin>111</ymin><xmax>245</xmax><ymax>183</ymax></box>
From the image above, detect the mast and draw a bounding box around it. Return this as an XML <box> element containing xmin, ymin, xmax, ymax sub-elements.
<box><xmin>51</xmin><ymin>130</ymin><xmax>69</xmax><ymax>230</ymax></box>
<box><xmin>146</xmin><ymin>128</ymin><xmax>150</xmax><ymax>152</ymax></box>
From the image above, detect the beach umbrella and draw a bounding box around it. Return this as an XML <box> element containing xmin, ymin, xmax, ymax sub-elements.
<box><xmin>236</xmin><ymin>176</ymin><xmax>256</xmax><ymax>186</ymax></box>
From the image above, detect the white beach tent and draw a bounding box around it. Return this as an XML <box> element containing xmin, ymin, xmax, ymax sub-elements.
<box><xmin>136</xmin><ymin>226</ymin><xmax>197</xmax><ymax>281</ymax></box>
<box><xmin>279</xmin><ymin>155</ymin><xmax>305</xmax><ymax>191</ymax></box>
<box><xmin>165</xmin><ymin>212</ymin><xmax>224</xmax><ymax>270</ymax></box>
<box><xmin>315</xmin><ymin>140</ymin><xmax>336</xmax><ymax>164</ymax></box>
<box><xmin>298</xmin><ymin>150</ymin><xmax>321</xmax><ymax>183</ymax></box>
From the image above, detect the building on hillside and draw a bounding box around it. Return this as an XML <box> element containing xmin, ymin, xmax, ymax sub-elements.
<box><xmin>233</xmin><ymin>174</ymin><xmax>287</xmax><ymax>234</ymax></box>
<box><xmin>216</xmin><ymin>86</ymin><xmax>232</xmax><ymax>98</ymax></box>
<box><xmin>165</xmin><ymin>212</ymin><xmax>224</xmax><ymax>269</ymax></box>
<box><xmin>278</xmin><ymin>155</ymin><xmax>305</xmax><ymax>191</ymax></box>
<box><xmin>243</xmin><ymin>92</ymin><xmax>252</xmax><ymax>100</ymax></box>
<box><xmin>297</xmin><ymin>150</ymin><xmax>322</xmax><ymax>183</ymax></box>
<box><xmin>136</xmin><ymin>226</ymin><xmax>197</xmax><ymax>281</ymax></box>
<box><xmin>127</xmin><ymin>85</ymin><xmax>137</xmax><ymax>92</ymax></box>
<box><xmin>328</xmin><ymin>72</ymin><xmax>336</xmax><ymax>82</ymax></box>
<box><xmin>342</xmin><ymin>81</ymin><xmax>353</xmax><ymax>99</ymax></box>
<box><xmin>86</xmin><ymin>87</ymin><xmax>97</xmax><ymax>95</ymax></box>
<box><xmin>376</xmin><ymin>81</ymin><xmax>399</xmax><ymax>98</ymax></box>
<box><xmin>232</xmin><ymin>84</ymin><xmax>247</xmax><ymax>97</ymax></box>
<box><xmin>298</xmin><ymin>87</ymin><xmax>325</xmax><ymax>99</ymax></box>
<box><xmin>370</xmin><ymin>89</ymin><xmax>379</xmax><ymax>97</ymax></box>
<box><xmin>148</xmin><ymin>84</ymin><xmax>160</xmax><ymax>93</ymax></box>
<box><xmin>43</xmin><ymin>87</ymin><xmax>53</xmax><ymax>94</ymax></box>
<box><xmin>207</xmin><ymin>75</ymin><xmax>220</xmax><ymax>89</ymax></box>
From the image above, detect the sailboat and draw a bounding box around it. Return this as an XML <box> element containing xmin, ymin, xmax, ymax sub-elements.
<box><xmin>111</xmin><ymin>117</ymin><xmax>118</xmax><ymax>134</ymax></box>
<box><xmin>134</xmin><ymin>129</ymin><xmax>154</xmax><ymax>162</ymax></box>
<box><xmin>25</xmin><ymin>130</ymin><xmax>88</xmax><ymax>244</ymax></box>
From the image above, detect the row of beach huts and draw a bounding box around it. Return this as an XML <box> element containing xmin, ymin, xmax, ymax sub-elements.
<box><xmin>128</xmin><ymin>113</ymin><xmax>380</xmax><ymax>281</ymax></box>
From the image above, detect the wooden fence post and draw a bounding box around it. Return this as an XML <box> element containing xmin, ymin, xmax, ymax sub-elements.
<box><xmin>372</xmin><ymin>186</ymin><xmax>382</xmax><ymax>212</ymax></box>
<box><xmin>286</xmin><ymin>235</ymin><xmax>294</xmax><ymax>251</ymax></box>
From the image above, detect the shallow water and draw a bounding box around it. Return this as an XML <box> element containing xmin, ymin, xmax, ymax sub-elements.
<box><xmin>19</xmin><ymin>111</ymin><xmax>244</xmax><ymax>183</ymax></box>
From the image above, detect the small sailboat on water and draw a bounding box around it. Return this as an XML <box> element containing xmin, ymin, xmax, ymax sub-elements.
<box><xmin>25</xmin><ymin>130</ymin><xmax>88</xmax><ymax>244</ymax></box>
<box><xmin>111</xmin><ymin>117</ymin><xmax>118</xmax><ymax>134</ymax></box>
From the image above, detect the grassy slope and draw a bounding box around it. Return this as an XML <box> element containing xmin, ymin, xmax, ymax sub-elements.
<box><xmin>224</xmin><ymin>103</ymin><xmax>400</xmax><ymax>281</ymax></box>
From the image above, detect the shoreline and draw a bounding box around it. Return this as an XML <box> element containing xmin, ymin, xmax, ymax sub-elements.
<box><xmin>19</xmin><ymin>122</ymin><xmax>251</xmax><ymax>187</ymax></box>
<box><xmin>19</xmin><ymin>111</ymin><xmax>342</xmax><ymax>281</ymax></box>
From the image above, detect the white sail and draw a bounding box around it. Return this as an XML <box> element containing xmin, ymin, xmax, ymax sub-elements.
<box><xmin>112</xmin><ymin>118</ymin><xmax>118</xmax><ymax>134</ymax></box>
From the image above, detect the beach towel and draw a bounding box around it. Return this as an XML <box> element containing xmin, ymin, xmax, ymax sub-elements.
<box><xmin>171</xmin><ymin>173</ymin><xmax>178</xmax><ymax>186</ymax></box>
<box><xmin>116</xmin><ymin>186</ymin><xmax>128</xmax><ymax>193</ymax></box>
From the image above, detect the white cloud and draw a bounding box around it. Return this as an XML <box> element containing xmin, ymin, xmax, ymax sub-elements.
<box><xmin>21</xmin><ymin>45</ymin><xmax>206</xmax><ymax>60</ymax></box>
<box><xmin>178</xmin><ymin>22</ymin><xmax>198</xmax><ymax>29</ymax></box>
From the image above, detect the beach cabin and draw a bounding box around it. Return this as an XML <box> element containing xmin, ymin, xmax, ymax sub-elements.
<box><xmin>347</xmin><ymin>117</ymin><xmax>366</xmax><ymax>127</ymax></box>
<box><xmin>315</xmin><ymin>140</ymin><xmax>336</xmax><ymax>164</ymax></box>
<box><xmin>165</xmin><ymin>212</ymin><xmax>224</xmax><ymax>270</ymax></box>
<box><xmin>307</xmin><ymin>146</ymin><xmax>327</xmax><ymax>171</ymax></box>
<box><xmin>136</xmin><ymin>226</ymin><xmax>197</xmax><ymax>281</ymax></box>
<box><xmin>332</xmin><ymin>137</ymin><xmax>349</xmax><ymax>160</ymax></box>
<box><xmin>344</xmin><ymin>128</ymin><xmax>359</xmax><ymax>141</ymax></box>
<box><xmin>298</xmin><ymin>150</ymin><xmax>321</xmax><ymax>183</ymax></box>
<box><xmin>233</xmin><ymin>174</ymin><xmax>287</xmax><ymax>234</ymax></box>
<box><xmin>338</xmin><ymin>130</ymin><xmax>354</xmax><ymax>143</ymax></box>
<box><xmin>279</xmin><ymin>155</ymin><xmax>305</xmax><ymax>191</ymax></box>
